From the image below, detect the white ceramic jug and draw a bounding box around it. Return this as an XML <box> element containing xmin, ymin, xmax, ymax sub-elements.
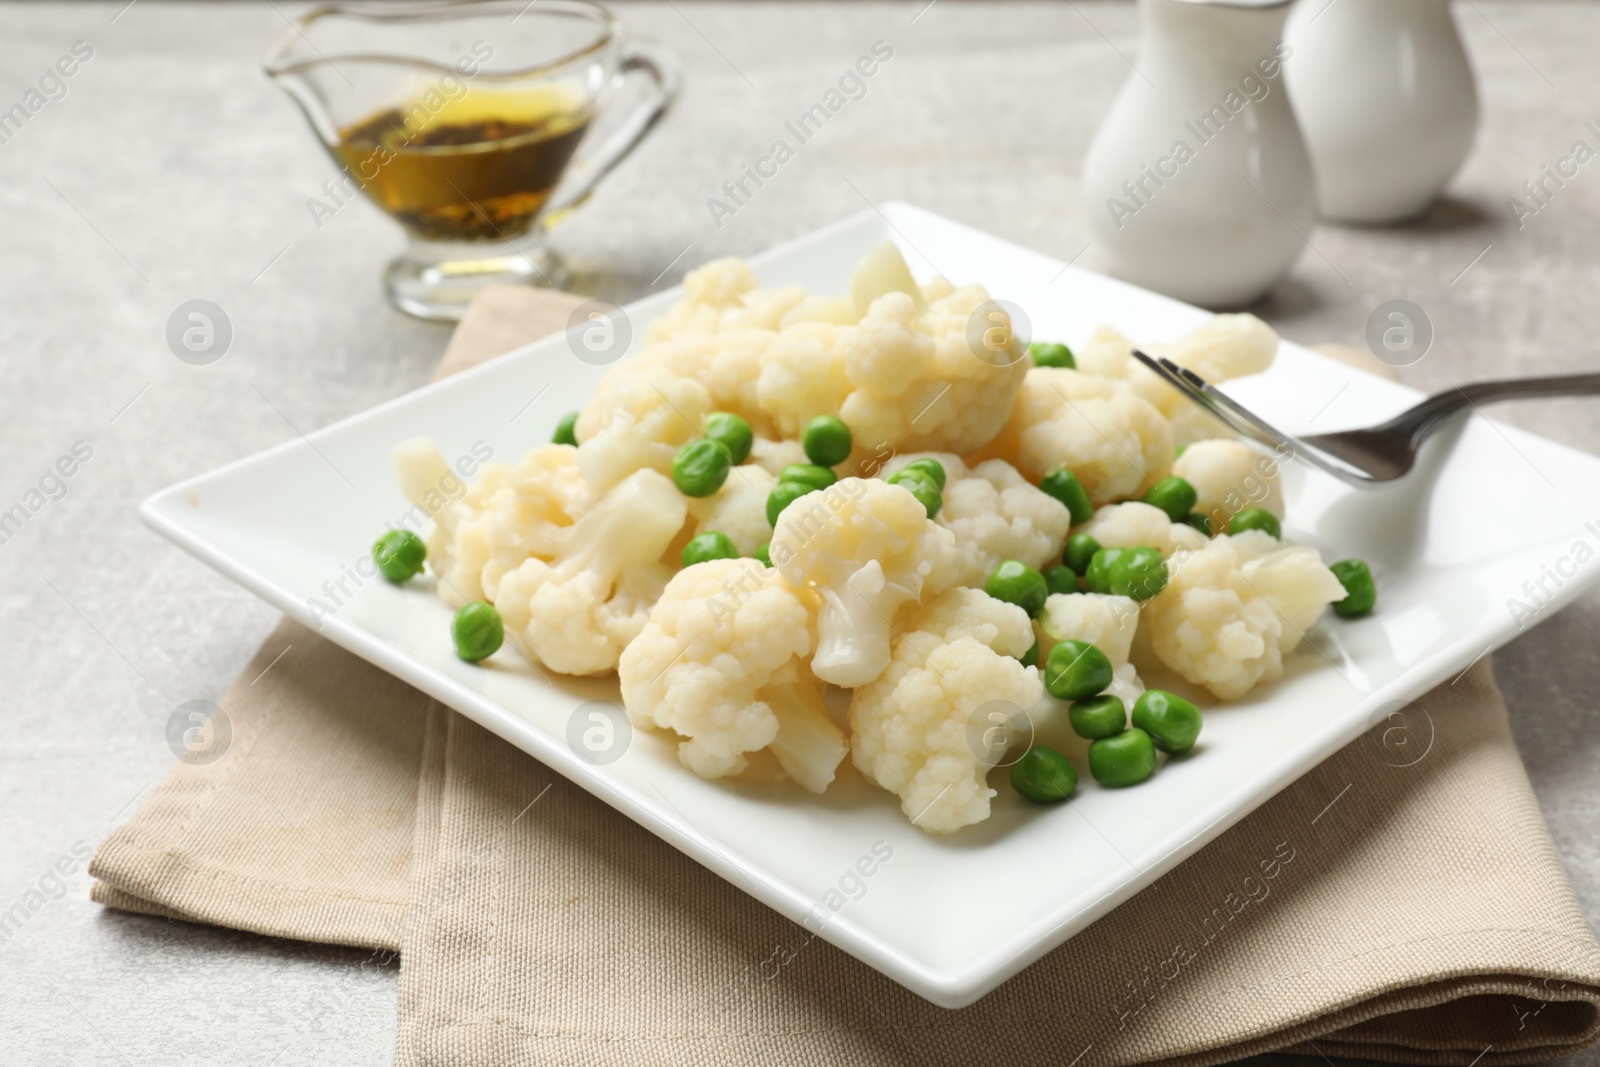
<box><xmin>1081</xmin><ymin>0</ymin><xmax>1313</xmax><ymax>309</ymax></box>
<box><xmin>1284</xmin><ymin>0</ymin><xmax>1479</xmax><ymax>223</ymax></box>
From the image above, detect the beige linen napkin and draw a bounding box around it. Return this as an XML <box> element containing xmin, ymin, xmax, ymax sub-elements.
<box><xmin>92</xmin><ymin>289</ymin><xmax>1600</xmax><ymax>1065</ymax></box>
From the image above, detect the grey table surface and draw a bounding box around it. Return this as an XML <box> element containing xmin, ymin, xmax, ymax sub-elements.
<box><xmin>2</xmin><ymin>1</ymin><xmax>1598</xmax><ymax>1064</ymax></box>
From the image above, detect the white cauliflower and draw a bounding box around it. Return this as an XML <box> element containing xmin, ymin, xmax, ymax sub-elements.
<box><xmin>620</xmin><ymin>558</ymin><xmax>847</xmax><ymax>790</ymax></box>
<box><xmin>882</xmin><ymin>452</ymin><xmax>1073</xmax><ymax>588</ymax></box>
<box><xmin>1173</xmin><ymin>439</ymin><xmax>1285</xmax><ymax>531</ymax></box>
<box><xmin>617</xmin><ymin>330</ymin><xmax>777</xmax><ymax>438</ymax></box>
<box><xmin>976</xmin><ymin>368</ymin><xmax>1174</xmax><ymax>506</ymax></box>
<box><xmin>1168</xmin><ymin>313</ymin><xmax>1279</xmax><ymax>382</ymax></box>
<box><xmin>1072</xmin><ymin>316</ymin><xmax>1278</xmax><ymax>446</ymax></box>
<box><xmin>642</xmin><ymin>245</ymin><xmax>1026</xmax><ymax>458</ymax></box>
<box><xmin>391</xmin><ymin>437</ymin><xmax>456</xmax><ymax>514</ymax></box>
<box><xmin>850</xmin><ymin>588</ymin><xmax>1042</xmax><ymax>834</ymax></box>
<box><xmin>754</xmin><ymin>321</ymin><xmax>854</xmax><ymax>439</ymax></box>
<box><xmin>850</xmin><ymin>239</ymin><xmax>926</xmax><ymax>315</ymax></box>
<box><xmin>836</xmin><ymin>284</ymin><xmax>1029</xmax><ymax>456</ymax></box>
<box><xmin>645</xmin><ymin>257</ymin><xmax>812</xmax><ymax>342</ymax></box>
<box><xmin>496</xmin><ymin>469</ymin><xmax>687</xmax><ymax>676</ymax></box>
<box><xmin>1080</xmin><ymin>501</ymin><xmax>1209</xmax><ymax>558</ymax></box>
<box><xmin>686</xmin><ymin>462</ymin><xmax>777</xmax><ymax>557</ymax></box>
<box><xmin>755</xmin><ymin>245</ymin><xmax>1029</xmax><ymax>456</ymax></box>
<box><xmin>1036</xmin><ymin>592</ymin><xmax>1145</xmax><ymax>706</ymax></box>
<box><xmin>749</xmin><ymin>435</ymin><xmax>809</xmax><ymax>478</ymax></box>
<box><xmin>1074</xmin><ymin>316</ymin><xmax>1277</xmax><ymax>397</ymax></box>
<box><xmin>573</xmin><ymin>365</ymin><xmax>711</xmax><ymax>492</ymax></box>
<box><xmin>1141</xmin><ymin>531</ymin><xmax>1345</xmax><ymax>700</ymax></box>
<box><xmin>770</xmin><ymin>477</ymin><xmax>958</xmax><ymax>688</ymax></box>
<box><xmin>401</xmin><ymin>442</ymin><xmax>593</xmax><ymax>607</ymax></box>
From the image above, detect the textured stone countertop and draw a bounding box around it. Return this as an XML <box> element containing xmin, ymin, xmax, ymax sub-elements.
<box><xmin>1</xmin><ymin>2</ymin><xmax>1597</xmax><ymax>1064</ymax></box>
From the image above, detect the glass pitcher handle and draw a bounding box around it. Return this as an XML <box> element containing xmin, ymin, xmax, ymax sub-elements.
<box><xmin>545</xmin><ymin>40</ymin><xmax>681</xmax><ymax>222</ymax></box>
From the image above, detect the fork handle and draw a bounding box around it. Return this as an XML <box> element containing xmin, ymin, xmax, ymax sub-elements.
<box><xmin>1377</xmin><ymin>373</ymin><xmax>1600</xmax><ymax>442</ymax></box>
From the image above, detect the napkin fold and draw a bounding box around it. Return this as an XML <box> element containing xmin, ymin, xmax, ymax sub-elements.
<box><xmin>92</xmin><ymin>287</ymin><xmax>1600</xmax><ymax>1065</ymax></box>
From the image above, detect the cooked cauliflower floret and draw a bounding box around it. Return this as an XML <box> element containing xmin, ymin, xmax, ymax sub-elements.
<box><xmin>749</xmin><ymin>435</ymin><xmax>809</xmax><ymax>478</ymax></box>
<box><xmin>850</xmin><ymin>588</ymin><xmax>1042</xmax><ymax>834</ymax></box>
<box><xmin>496</xmin><ymin>469</ymin><xmax>687</xmax><ymax>676</ymax></box>
<box><xmin>1141</xmin><ymin>531</ymin><xmax>1345</xmax><ymax>700</ymax></box>
<box><xmin>977</xmin><ymin>368</ymin><xmax>1174</xmax><ymax>506</ymax></box>
<box><xmin>754</xmin><ymin>321</ymin><xmax>855</xmax><ymax>439</ymax></box>
<box><xmin>1070</xmin><ymin>316</ymin><xmax>1279</xmax><ymax>446</ymax></box>
<box><xmin>850</xmin><ymin>239</ymin><xmax>926</xmax><ymax>315</ymax></box>
<box><xmin>770</xmin><ymin>477</ymin><xmax>958</xmax><ymax>688</ymax></box>
<box><xmin>573</xmin><ymin>367</ymin><xmax>711</xmax><ymax>492</ymax></box>
<box><xmin>1036</xmin><ymin>592</ymin><xmax>1145</xmax><ymax>706</ymax></box>
<box><xmin>882</xmin><ymin>452</ymin><xmax>1073</xmax><ymax>588</ymax></box>
<box><xmin>618</xmin><ymin>330</ymin><xmax>777</xmax><ymax>437</ymax></box>
<box><xmin>645</xmin><ymin>256</ymin><xmax>813</xmax><ymax>342</ymax></box>
<box><xmin>644</xmin><ymin>257</ymin><xmax>758</xmax><ymax>339</ymax></box>
<box><xmin>620</xmin><ymin>558</ymin><xmax>847</xmax><ymax>789</ymax></box>
<box><xmin>687</xmin><ymin>463</ymin><xmax>777</xmax><ymax>557</ymax></box>
<box><xmin>838</xmin><ymin>285</ymin><xmax>1030</xmax><ymax>457</ymax></box>
<box><xmin>392</xmin><ymin>439</ymin><xmax>592</xmax><ymax>607</ymax></box>
<box><xmin>1173</xmin><ymin>439</ymin><xmax>1285</xmax><ymax>532</ymax></box>
<box><xmin>1037</xmin><ymin>592</ymin><xmax>1140</xmax><ymax>666</ymax></box>
<box><xmin>1080</xmin><ymin>501</ymin><xmax>1208</xmax><ymax>557</ymax></box>
<box><xmin>755</xmin><ymin>244</ymin><xmax>1029</xmax><ymax>457</ymax></box>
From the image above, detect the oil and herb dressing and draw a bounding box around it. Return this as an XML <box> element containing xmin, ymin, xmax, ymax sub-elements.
<box><xmin>335</xmin><ymin>86</ymin><xmax>591</xmax><ymax>241</ymax></box>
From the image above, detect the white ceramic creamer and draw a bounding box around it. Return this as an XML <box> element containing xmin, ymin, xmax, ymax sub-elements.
<box><xmin>1081</xmin><ymin>0</ymin><xmax>1313</xmax><ymax>309</ymax></box>
<box><xmin>1284</xmin><ymin>0</ymin><xmax>1479</xmax><ymax>223</ymax></box>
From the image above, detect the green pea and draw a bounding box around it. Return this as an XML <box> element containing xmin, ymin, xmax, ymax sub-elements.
<box><xmin>780</xmin><ymin>463</ymin><xmax>837</xmax><ymax>491</ymax></box>
<box><xmin>802</xmin><ymin>415</ymin><xmax>852</xmax><ymax>467</ymax></box>
<box><xmin>704</xmin><ymin>412</ymin><xmax>753</xmax><ymax>465</ymax></box>
<box><xmin>372</xmin><ymin>529</ymin><xmax>426</xmax><ymax>583</ymax></box>
<box><xmin>672</xmin><ymin>438</ymin><xmax>732</xmax><ymax>498</ymax></box>
<box><xmin>682</xmin><ymin>530</ymin><xmax>738</xmax><ymax>568</ymax></box>
<box><xmin>1010</xmin><ymin>745</ymin><xmax>1078</xmax><ymax>803</ymax></box>
<box><xmin>1088</xmin><ymin>728</ymin><xmax>1157</xmax><ymax>787</ymax></box>
<box><xmin>1039</xmin><ymin>467</ymin><xmax>1094</xmax><ymax>526</ymax></box>
<box><xmin>1068</xmin><ymin>694</ymin><xmax>1126</xmax><ymax>740</ymax></box>
<box><xmin>887</xmin><ymin>469</ymin><xmax>942</xmax><ymax>519</ymax></box>
<box><xmin>902</xmin><ymin>458</ymin><xmax>947</xmax><ymax>490</ymax></box>
<box><xmin>1064</xmin><ymin>532</ymin><xmax>1102</xmax><ymax>575</ymax></box>
<box><xmin>1019</xmin><ymin>638</ymin><xmax>1039</xmax><ymax>669</ymax></box>
<box><xmin>986</xmin><ymin>560</ymin><xmax>1049</xmax><ymax>617</ymax></box>
<box><xmin>1330</xmin><ymin>559</ymin><xmax>1377</xmax><ymax>617</ymax></box>
<box><xmin>1131</xmin><ymin>689</ymin><xmax>1202</xmax><ymax>754</ymax></box>
<box><xmin>552</xmin><ymin>411</ymin><xmax>579</xmax><ymax>446</ymax></box>
<box><xmin>1044</xmin><ymin>639</ymin><xmax>1113</xmax><ymax>701</ymax></box>
<box><xmin>1083</xmin><ymin>546</ymin><xmax>1126</xmax><ymax>594</ymax></box>
<box><xmin>1141</xmin><ymin>476</ymin><xmax>1198</xmax><ymax>522</ymax></box>
<box><xmin>451</xmin><ymin>601</ymin><xmax>503</xmax><ymax>663</ymax></box>
<box><xmin>1229</xmin><ymin>507</ymin><xmax>1281</xmax><ymax>539</ymax></box>
<box><xmin>753</xmin><ymin>542</ymin><xmax>773</xmax><ymax>568</ymax></box>
<box><xmin>1108</xmin><ymin>546</ymin><xmax>1168</xmax><ymax>601</ymax></box>
<box><xmin>1043</xmin><ymin>564</ymin><xmax>1079</xmax><ymax>596</ymax></box>
<box><xmin>1028</xmin><ymin>341</ymin><xmax>1076</xmax><ymax>369</ymax></box>
<box><xmin>1181</xmin><ymin>512</ymin><xmax>1212</xmax><ymax>536</ymax></box>
<box><xmin>766</xmin><ymin>480</ymin><xmax>817</xmax><ymax>526</ymax></box>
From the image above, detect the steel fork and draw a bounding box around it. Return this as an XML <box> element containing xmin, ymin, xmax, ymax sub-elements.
<box><xmin>1131</xmin><ymin>349</ymin><xmax>1600</xmax><ymax>486</ymax></box>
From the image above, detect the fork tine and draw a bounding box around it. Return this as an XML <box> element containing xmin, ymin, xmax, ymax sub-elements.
<box><xmin>1132</xmin><ymin>349</ymin><xmax>1281</xmax><ymax>447</ymax></box>
<box><xmin>1130</xmin><ymin>348</ymin><xmax>1192</xmax><ymax>394</ymax></box>
<box><xmin>1131</xmin><ymin>349</ymin><xmax>1376</xmax><ymax>487</ymax></box>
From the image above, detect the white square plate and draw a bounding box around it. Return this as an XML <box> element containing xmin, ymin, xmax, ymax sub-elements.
<box><xmin>143</xmin><ymin>204</ymin><xmax>1600</xmax><ymax>1007</ymax></box>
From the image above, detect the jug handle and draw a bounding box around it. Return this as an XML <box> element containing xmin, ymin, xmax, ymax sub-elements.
<box><xmin>543</xmin><ymin>39</ymin><xmax>681</xmax><ymax>224</ymax></box>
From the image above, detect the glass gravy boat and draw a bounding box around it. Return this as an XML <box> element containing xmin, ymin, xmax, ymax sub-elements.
<box><xmin>265</xmin><ymin>0</ymin><xmax>677</xmax><ymax>320</ymax></box>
